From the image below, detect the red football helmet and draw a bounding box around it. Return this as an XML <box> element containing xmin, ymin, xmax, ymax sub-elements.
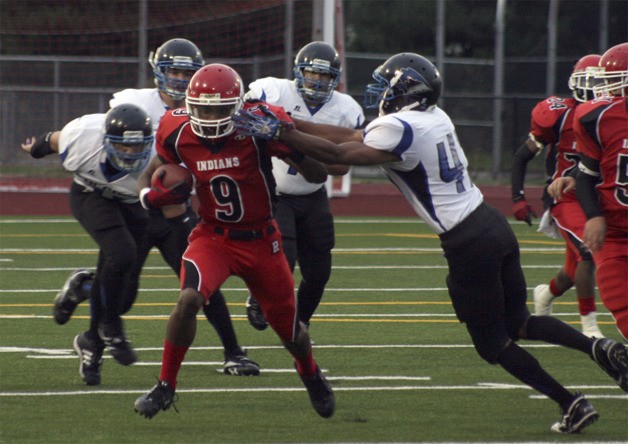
<box><xmin>185</xmin><ymin>64</ymin><xmax>244</xmax><ymax>139</ymax></box>
<box><xmin>593</xmin><ymin>42</ymin><xmax>628</xmax><ymax>97</ymax></box>
<box><xmin>568</xmin><ymin>54</ymin><xmax>602</xmax><ymax>102</ymax></box>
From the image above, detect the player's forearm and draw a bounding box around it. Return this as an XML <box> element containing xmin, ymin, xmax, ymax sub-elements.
<box><xmin>575</xmin><ymin>170</ymin><xmax>603</xmax><ymax>219</ymax></box>
<box><xmin>280</xmin><ymin>130</ymin><xmax>345</xmax><ymax>165</ymax></box>
<box><xmin>510</xmin><ymin>139</ymin><xmax>538</xmax><ymax>201</ymax></box>
<box><xmin>293</xmin><ymin>118</ymin><xmax>362</xmax><ymax>145</ymax></box>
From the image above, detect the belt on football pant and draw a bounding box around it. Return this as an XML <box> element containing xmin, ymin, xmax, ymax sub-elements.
<box><xmin>213</xmin><ymin>224</ymin><xmax>276</xmax><ymax>241</ymax></box>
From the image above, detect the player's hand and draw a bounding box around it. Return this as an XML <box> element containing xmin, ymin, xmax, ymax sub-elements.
<box><xmin>583</xmin><ymin>216</ymin><xmax>606</xmax><ymax>253</ymax></box>
<box><xmin>233</xmin><ymin>105</ymin><xmax>294</xmax><ymax>140</ymax></box>
<box><xmin>548</xmin><ymin>177</ymin><xmax>575</xmax><ymax>201</ymax></box>
<box><xmin>139</xmin><ymin>171</ymin><xmax>192</xmax><ymax>209</ymax></box>
<box><xmin>21</xmin><ymin>136</ymin><xmax>38</xmax><ymax>154</ymax></box>
<box><xmin>512</xmin><ymin>199</ymin><xmax>537</xmax><ymax>226</ymax></box>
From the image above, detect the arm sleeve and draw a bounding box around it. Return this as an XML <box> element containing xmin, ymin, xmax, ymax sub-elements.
<box><xmin>510</xmin><ymin>142</ymin><xmax>537</xmax><ymax>201</ymax></box>
<box><xmin>575</xmin><ymin>156</ymin><xmax>603</xmax><ymax>219</ymax></box>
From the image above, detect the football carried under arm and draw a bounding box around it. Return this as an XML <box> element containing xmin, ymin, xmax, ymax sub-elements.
<box><xmin>139</xmin><ymin>162</ymin><xmax>193</xmax><ymax>210</ymax></box>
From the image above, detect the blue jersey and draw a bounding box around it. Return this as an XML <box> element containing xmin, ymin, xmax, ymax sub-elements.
<box><xmin>364</xmin><ymin>107</ymin><xmax>483</xmax><ymax>234</ymax></box>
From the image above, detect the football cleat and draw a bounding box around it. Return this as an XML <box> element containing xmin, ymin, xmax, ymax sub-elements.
<box><xmin>551</xmin><ymin>392</ymin><xmax>598</xmax><ymax>433</ymax></box>
<box><xmin>580</xmin><ymin>312</ymin><xmax>604</xmax><ymax>338</ymax></box>
<box><xmin>245</xmin><ymin>295</ymin><xmax>268</xmax><ymax>331</ymax></box>
<box><xmin>98</xmin><ymin>320</ymin><xmax>138</xmax><ymax>366</ymax></box>
<box><xmin>591</xmin><ymin>338</ymin><xmax>628</xmax><ymax>392</ymax></box>
<box><xmin>223</xmin><ymin>350</ymin><xmax>260</xmax><ymax>376</ymax></box>
<box><xmin>533</xmin><ymin>284</ymin><xmax>554</xmax><ymax>316</ymax></box>
<box><xmin>73</xmin><ymin>332</ymin><xmax>104</xmax><ymax>386</ymax></box>
<box><xmin>53</xmin><ymin>269</ymin><xmax>94</xmax><ymax>325</ymax></box>
<box><xmin>298</xmin><ymin>366</ymin><xmax>335</xmax><ymax>418</ymax></box>
<box><xmin>134</xmin><ymin>380</ymin><xmax>177</xmax><ymax>419</ymax></box>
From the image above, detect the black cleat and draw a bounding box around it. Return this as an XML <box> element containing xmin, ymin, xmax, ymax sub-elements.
<box><xmin>53</xmin><ymin>269</ymin><xmax>93</xmax><ymax>325</ymax></box>
<box><xmin>551</xmin><ymin>392</ymin><xmax>599</xmax><ymax>433</ymax></box>
<box><xmin>591</xmin><ymin>338</ymin><xmax>628</xmax><ymax>392</ymax></box>
<box><xmin>98</xmin><ymin>320</ymin><xmax>138</xmax><ymax>366</ymax></box>
<box><xmin>245</xmin><ymin>295</ymin><xmax>268</xmax><ymax>331</ymax></box>
<box><xmin>298</xmin><ymin>366</ymin><xmax>335</xmax><ymax>418</ymax></box>
<box><xmin>73</xmin><ymin>332</ymin><xmax>104</xmax><ymax>386</ymax></box>
<box><xmin>223</xmin><ymin>350</ymin><xmax>260</xmax><ymax>376</ymax></box>
<box><xmin>134</xmin><ymin>381</ymin><xmax>177</xmax><ymax>419</ymax></box>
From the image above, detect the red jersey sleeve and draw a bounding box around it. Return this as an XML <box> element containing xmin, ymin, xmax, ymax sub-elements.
<box><xmin>529</xmin><ymin>96</ymin><xmax>575</xmax><ymax>144</ymax></box>
<box><xmin>155</xmin><ymin>109</ymin><xmax>188</xmax><ymax>164</ymax></box>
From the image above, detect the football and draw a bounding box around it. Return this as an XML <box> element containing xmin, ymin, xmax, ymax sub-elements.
<box><xmin>152</xmin><ymin>163</ymin><xmax>194</xmax><ymax>189</ymax></box>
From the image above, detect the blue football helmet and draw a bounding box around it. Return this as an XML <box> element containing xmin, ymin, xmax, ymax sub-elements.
<box><xmin>149</xmin><ymin>38</ymin><xmax>204</xmax><ymax>101</ymax></box>
<box><xmin>103</xmin><ymin>104</ymin><xmax>153</xmax><ymax>173</ymax></box>
<box><xmin>364</xmin><ymin>52</ymin><xmax>442</xmax><ymax>116</ymax></box>
<box><xmin>293</xmin><ymin>41</ymin><xmax>342</xmax><ymax>104</ymax></box>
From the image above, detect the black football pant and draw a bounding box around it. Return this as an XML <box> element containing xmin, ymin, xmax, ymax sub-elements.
<box><xmin>275</xmin><ymin>187</ymin><xmax>335</xmax><ymax>325</ymax></box>
<box><xmin>69</xmin><ymin>182</ymin><xmax>148</xmax><ymax>338</ymax></box>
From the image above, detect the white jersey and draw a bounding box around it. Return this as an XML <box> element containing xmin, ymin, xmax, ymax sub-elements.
<box><xmin>364</xmin><ymin>108</ymin><xmax>483</xmax><ymax>234</ymax></box>
<box><xmin>110</xmin><ymin>88</ymin><xmax>171</xmax><ymax>132</ymax></box>
<box><xmin>58</xmin><ymin>113</ymin><xmax>154</xmax><ymax>203</ymax></box>
<box><xmin>247</xmin><ymin>77</ymin><xmax>364</xmax><ymax>195</ymax></box>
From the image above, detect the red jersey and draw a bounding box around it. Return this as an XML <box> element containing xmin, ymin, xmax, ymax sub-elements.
<box><xmin>574</xmin><ymin>96</ymin><xmax>628</xmax><ymax>232</ymax></box>
<box><xmin>155</xmin><ymin>102</ymin><xmax>294</xmax><ymax>230</ymax></box>
<box><xmin>530</xmin><ymin>97</ymin><xmax>581</xmax><ymax>203</ymax></box>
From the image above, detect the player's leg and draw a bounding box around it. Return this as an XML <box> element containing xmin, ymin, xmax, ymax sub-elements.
<box><xmin>242</xmin><ymin>223</ymin><xmax>334</xmax><ymax>418</ymax></box>
<box><xmin>245</xmin><ymin>198</ymin><xmax>297</xmax><ymax>330</ymax></box>
<box><xmin>294</xmin><ymin>190</ymin><xmax>335</xmax><ymax>326</ymax></box>
<box><xmin>135</xmin><ymin>232</ymin><xmax>232</xmax><ymax>418</ymax></box>
<box><xmin>594</xmin><ymin>237</ymin><xmax>628</xmax><ymax>340</ymax></box>
<box><xmin>444</xmin><ymin>204</ymin><xmax>598</xmax><ymax>432</ymax></box>
<box><xmin>69</xmin><ymin>187</ymin><xmax>147</xmax><ymax>367</ymax></box>
<box><xmin>552</xmin><ymin>202</ymin><xmax>602</xmax><ymax>336</ymax></box>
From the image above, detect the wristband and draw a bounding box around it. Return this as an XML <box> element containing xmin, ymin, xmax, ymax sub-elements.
<box><xmin>139</xmin><ymin>188</ymin><xmax>152</xmax><ymax>210</ymax></box>
<box><xmin>30</xmin><ymin>132</ymin><xmax>55</xmax><ymax>158</ymax></box>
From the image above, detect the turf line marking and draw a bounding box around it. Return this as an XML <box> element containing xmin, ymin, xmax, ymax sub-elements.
<box><xmin>1</xmin><ymin>385</ymin><xmax>624</xmax><ymax>398</ymax></box>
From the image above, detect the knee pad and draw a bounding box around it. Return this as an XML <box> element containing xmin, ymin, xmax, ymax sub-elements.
<box><xmin>466</xmin><ymin>323</ymin><xmax>511</xmax><ymax>364</ymax></box>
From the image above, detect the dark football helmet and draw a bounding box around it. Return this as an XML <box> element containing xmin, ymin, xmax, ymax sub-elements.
<box><xmin>149</xmin><ymin>38</ymin><xmax>204</xmax><ymax>100</ymax></box>
<box><xmin>186</xmin><ymin>64</ymin><xmax>244</xmax><ymax>139</ymax></box>
<box><xmin>568</xmin><ymin>54</ymin><xmax>602</xmax><ymax>102</ymax></box>
<box><xmin>293</xmin><ymin>41</ymin><xmax>342</xmax><ymax>104</ymax></box>
<box><xmin>103</xmin><ymin>104</ymin><xmax>153</xmax><ymax>173</ymax></box>
<box><xmin>593</xmin><ymin>42</ymin><xmax>628</xmax><ymax>97</ymax></box>
<box><xmin>364</xmin><ymin>52</ymin><xmax>442</xmax><ymax>116</ymax></box>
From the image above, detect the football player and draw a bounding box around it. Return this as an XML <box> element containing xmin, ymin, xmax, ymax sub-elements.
<box><xmin>510</xmin><ymin>54</ymin><xmax>604</xmax><ymax>338</ymax></box>
<box><xmin>572</xmin><ymin>42</ymin><xmax>628</xmax><ymax>340</ymax></box>
<box><xmin>243</xmin><ymin>41</ymin><xmax>364</xmax><ymax>335</ymax></box>
<box><xmin>133</xmin><ymin>64</ymin><xmax>335</xmax><ymax>419</ymax></box>
<box><xmin>21</xmin><ymin>104</ymin><xmax>154</xmax><ymax>385</ymax></box>
<box><xmin>52</xmin><ymin>38</ymin><xmax>260</xmax><ymax>377</ymax></box>
<box><xmin>233</xmin><ymin>52</ymin><xmax>628</xmax><ymax>433</ymax></box>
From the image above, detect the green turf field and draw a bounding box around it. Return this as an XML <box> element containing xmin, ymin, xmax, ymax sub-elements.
<box><xmin>0</xmin><ymin>216</ymin><xmax>626</xmax><ymax>443</ymax></box>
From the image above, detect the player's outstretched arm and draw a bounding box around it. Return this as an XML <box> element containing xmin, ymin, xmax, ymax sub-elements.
<box><xmin>21</xmin><ymin>131</ymin><xmax>60</xmax><ymax>158</ymax></box>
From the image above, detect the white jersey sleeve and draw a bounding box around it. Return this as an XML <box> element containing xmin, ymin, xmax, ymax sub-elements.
<box><xmin>364</xmin><ymin>108</ymin><xmax>483</xmax><ymax>234</ymax></box>
<box><xmin>110</xmin><ymin>88</ymin><xmax>169</xmax><ymax>132</ymax></box>
<box><xmin>248</xmin><ymin>77</ymin><xmax>365</xmax><ymax>195</ymax></box>
<box><xmin>58</xmin><ymin>113</ymin><xmax>151</xmax><ymax>203</ymax></box>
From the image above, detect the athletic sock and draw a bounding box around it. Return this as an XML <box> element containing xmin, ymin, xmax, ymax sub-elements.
<box><xmin>578</xmin><ymin>296</ymin><xmax>596</xmax><ymax>316</ymax></box>
<box><xmin>549</xmin><ymin>278</ymin><xmax>564</xmax><ymax>297</ymax></box>
<box><xmin>526</xmin><ymin>315</ymin><xmax>592</xmax><ymax>354</ymax></box>
<box><xmin>496</xmin><ymin>342</ymin><xmax>574</xmax><ymax>410</ymax></box>
<box><xmin>159</xmin><ymin>339</ymin><xmax>188</xmax><ymax>390</ymax></box>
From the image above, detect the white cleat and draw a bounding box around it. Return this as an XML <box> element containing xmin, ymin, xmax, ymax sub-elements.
<box><xmin>533</xmin><ymin>284</ymin><xmax>554</xmax><ymax>316</ymax></box>
<box><xmin>581</xmin><ymin>312</ymin><xmax>604</xmax><ymax>338</ymax></box>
